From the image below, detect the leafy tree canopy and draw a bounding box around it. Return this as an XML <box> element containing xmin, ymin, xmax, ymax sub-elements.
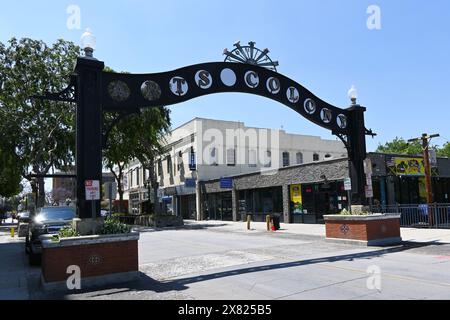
<box><xmin>0</xmin><ymin>38</ymin><xmax>80</xmax><ymax>202</ymax></box>
<box><xmin>376</xmin><ymin>137</ymin><xmax>448</xmax><ymax>157</ymax></box>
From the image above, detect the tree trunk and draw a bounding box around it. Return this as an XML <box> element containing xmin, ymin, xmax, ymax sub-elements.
<box><xmin>110</xmin><ymin>164</ymin><xmax>126</xmax><ymax>214</ymax></box>
<box><xmin>37</xmin><ymin>177</ymin><xmax>46</xmax><ymax>208</ymax></box>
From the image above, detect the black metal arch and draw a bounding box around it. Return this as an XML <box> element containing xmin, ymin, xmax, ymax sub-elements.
<box><xmin>36</xmin><ymin>57</ymin><xmax>373</xmax><ymax>219</ymax></box>
<box><xmin>102</xmin><ymin>62</ymin><xmax>350</xmax><ymax>135</ymax></box>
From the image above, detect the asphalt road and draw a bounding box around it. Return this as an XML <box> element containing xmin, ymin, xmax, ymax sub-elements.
<box><xmin>22</xmin><ymin>224</ymin><xmax>450</xmax><ymax>300</ymax></box>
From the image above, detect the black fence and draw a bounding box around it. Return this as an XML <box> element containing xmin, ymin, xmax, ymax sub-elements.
<box><xmin>372</xmin><ymin>204</ymin><xmax>450</xmax><ymax>229</ymax></box>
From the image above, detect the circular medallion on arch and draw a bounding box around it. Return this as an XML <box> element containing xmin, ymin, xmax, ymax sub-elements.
<box><xmin>244</xmin><ymin>71</ymin><xmax>260</xmax><ymax>89</ymax></box>
<box><xmin>286</xmin><ymin>87</ymin><xmax>300</xmax><ymax>104</ymax></box>
<box><xmin>304</xmin><ymin>98</ymin><xmax>316</xmax><ymax>115</ymax></box>
<box><xmin>220</xmin><ymin>68</ymin><xmax>237</xmax><ymax>87</ymax></box>
<box><xmin>108</xmin><ymin>80</ymin><xmax>131</xmax><ymax>102</ymax></box>
<box><xmin>337</xmin><ymin>114</ymin><xmax>348</xmax><ymax>129</ymax></box>
<box><xmin>195</xmin><ymin>70</ymin><xmax>213</xmax><ymax>90</ymax></box>
<box><xmin>320</xmin><ymin>108</ymin><xmax>333</xmax><ymax>124</ymax></box>
<box><xmin>141</xmin><ymin>80</ymin><xmax>162</xmax><ymax>101</ymax></box>
<box><xmin>266</xmin><ymin>77</ymin><xmax>281</xmax><ymax>95</ymax></box>
<box><xmin>169</xmin><ymin>76</ymin><xmax>189</xmax><ymax>97</ymax></box>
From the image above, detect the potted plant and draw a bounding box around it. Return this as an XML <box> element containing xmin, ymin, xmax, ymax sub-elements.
<box><xmin>40</xmin><ymin>217</ymin><xmax>139</xmax><ymax>291</ymax></box>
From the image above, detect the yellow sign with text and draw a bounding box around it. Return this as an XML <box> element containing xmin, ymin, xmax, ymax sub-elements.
<box><xmin>290</xmin><ymin>185</ymin><xmax>302</xmax><ymax>203</ymax></box>
<box><xmin>393</xmin><ymin>157</ymin><xmax>425</xmax><ymax>176</ymax></box>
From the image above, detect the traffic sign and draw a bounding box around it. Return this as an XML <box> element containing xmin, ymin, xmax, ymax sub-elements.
<box><xmin>363</xmin><ymin>158</ymin><xmax>373</xmax><ymax>175</ymax></box>
<box><xmin>365</xmin><ymin>185</ymin><xmax>374</xmax><ymax>198</ymax></box>
<box><xmin>344</xmin><ymin>178</ymin><xmax>352</xmax><ymax>191</ymax></box>
<box><xmin>85</xmin><ymin>180</ymin><xmax>100</xmax><ymax>201</ymax></box>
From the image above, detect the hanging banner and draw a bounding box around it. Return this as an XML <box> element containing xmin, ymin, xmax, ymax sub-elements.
<box><xmin>290</xmin><ymin>184</ymin><xmax>303</xmax><ymax>214</ymax></box>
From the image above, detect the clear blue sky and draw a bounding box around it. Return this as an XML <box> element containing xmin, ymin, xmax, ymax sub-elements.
<box><xmin>1</xmin><ymin>0</ymin><xmax>449</xmax><ymax>151</ymax></box>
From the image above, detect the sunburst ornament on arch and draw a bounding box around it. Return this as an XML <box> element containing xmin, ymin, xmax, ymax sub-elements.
<box><xmin>223</xmin><ymin>41</ymin><xmax>279</xmax><ymax>72</ymax></box>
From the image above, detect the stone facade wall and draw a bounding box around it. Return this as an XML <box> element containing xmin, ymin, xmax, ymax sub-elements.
<box><xmin>201</xmin><ymin>159</ymin><xmax>349</xmax><ymax>221</ymax></box>
<box><xmin>203</xmin><ymin>159</ymin><xmax>349</xmax><ymax>193</ymax></box>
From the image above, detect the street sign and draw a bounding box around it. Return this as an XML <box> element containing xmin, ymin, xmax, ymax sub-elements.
<box><xmin>220</xmin><ymin>177</ymin><xmax>233</xmax><ymax>189</ymax></box>
<box><xmin>105</xmin><ymin>182</ymin><xmax>117</xmax><ymax>200</ymax></box>
<box><xmin>365</xmin><ymin>185</ymin><xmax>374</xmax><ymax>198</ymax></box>
<box><xmin>429</xmin><ymin>149</ymin><xmax>438</xmax><ymax>167</ymax></box>
<box><xmin>363</xmin><ymin>158</ymin><xmax>373</xmax><ymax>175</ymax></box>
<box><xmin>344</xmin><ymin>178</ymin><xmax>352</xmax><ymax>191</ymax></box>
<box><xmin>85</xmin><ymin>180</ymin><xmax>100</xmax><ymax>201</ymax></box>
<box><xmin>366</xmin><ymin>175</ymin><xmax>373</xmax><ymax>186</ymax></box>
<box><xmin>185</xmin><ymin>178</ymin><xmax>196</xmax><ymax>188</ymax></box>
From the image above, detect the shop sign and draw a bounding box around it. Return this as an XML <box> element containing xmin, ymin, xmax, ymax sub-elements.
<box><xmin>185</xmin><ymin>178</ymin><xmax>196</xmax><ymax>188</ymax></box>
<box><xmin>388</xmin><ymin>157</ymin><xmax>425</xmax><ymax>176</ymax></box>
<box><xmin>220</xmin><ymin>177</ymin><xmax>233</xmax><ymax>189</ymax></box>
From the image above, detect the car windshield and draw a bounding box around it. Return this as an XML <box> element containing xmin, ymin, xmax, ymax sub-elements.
<box><xmin>35</xmin><ymin>207</ymin><xmax>76</xmax><ymax>223</ymax></box>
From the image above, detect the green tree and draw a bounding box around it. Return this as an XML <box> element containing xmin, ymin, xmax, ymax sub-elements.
<box><xmin>0</xmin><ymin>38</ymin><xmax>80</xmax><ymax>207</ymax></box>
<box><xmin>0</xmin><ymin>143</ymin><xmax>22</xmax><ymax>197</ymax></box>
<box><xmin>438</xmin><ymin>142</ymin><xmax>450</xmax><ymax>158</ymax></box>
<box><xmin>129</xmin><ymin>107</ymin><xmax>171</xmax><ymax>214</ymax></box>
<box><xmin>103</xmin><ymin>107</ymin><xmax>171</xmax><ymax>214</ymax></box>
<box><xmin>376</xmin><ymin>137</ymin><xmax>423</xmax><ymax>155</ymax></box>
<box><xmin>103</xmin><ymin>112</ymin><xmax>136</xmax><ymax>213</ymax></box>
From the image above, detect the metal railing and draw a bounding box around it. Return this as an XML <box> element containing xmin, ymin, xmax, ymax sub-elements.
<box><xmin>372</xmin><ymin>204</ymin><xmax>450</xmax><ymax>229</ymax></box>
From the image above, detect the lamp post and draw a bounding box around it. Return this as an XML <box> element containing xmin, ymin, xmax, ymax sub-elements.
<box><xmin>346</xmin><ymin>85</ymin><xmax>368</xmax><ymax>206</ymax></box>
<box><xmin>75</xmin><ymin>28</ymin><xmax>104</xmax><ymax>221</ymax></box>
<box><xmin>348</xmin><ymin>85</ymin><xmax>358</xmax><ymax>105</ymax></box>
<box><xmin>81</xmin><ymin>28</ymin><xmax>96</xmax><ymax>58</ymax></box>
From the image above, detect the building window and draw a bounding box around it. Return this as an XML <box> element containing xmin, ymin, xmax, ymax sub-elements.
<box><xmin>296</xmin><ymin>152</ymin><xmax>303</xmax><ymax>165</ymax></box>
<box><xmin>227</xmin><ymin>148</ymin><xmax>236</xmax><ymax>166</ymax></box>
<box><xmin>249</xmin><ymin>149</ymin><xmax>257</xmax><ymax>167</ymax></box>
<box><xmin>313</xmin><ymin>153</ymin><xmax>320</xmax><ymax>162</ymax></box>
<box><xmin>264</xmin><ymin>150</ymin><xmax>272</xmax><ymax>168</ymax></box>
<box><xmin>167</xmin><ymin>155</ymin><xmax>172</xmax><ymax>173</ymax></box>
<box><xmin>324</xmin><ymin>154</ymin><xmax>332</xmax><ymax>160</ymax></box>
<box><xmin>136</xmin><ymin>168</ymin><xmax>140</xmax><ymax>186</ymax></box>
<box><xmin>158</xmin><ymin>160</ymin><xmax>163</xmax><ymax>176</ymax></box>
<box><xmin>282</xmin><ymin>152</ymin><xmax>290</xmax><ymax>167</ymax></box>
<box><xmin>130</xmin><ymin>170</ymin><xmax>134</xmax><ymax>187</ymax></box>
<box><xmin>210</xmin><ymin>147</ymin><xmax>218</xmax><ymax>166</ymax></box>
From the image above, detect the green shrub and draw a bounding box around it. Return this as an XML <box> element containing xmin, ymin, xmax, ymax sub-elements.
<box><xmin>100</xmin><ymin>217</ymin><xmax>131</xmax><ymax>235</ymax></box>
<box><xmin>58</xmin><ymin>226</ymin><xmax>80</xmax><ymax>238</ymax></box>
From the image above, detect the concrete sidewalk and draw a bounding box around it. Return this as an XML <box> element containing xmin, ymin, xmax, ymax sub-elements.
<box><xmin>184</xmin><ymin>220</ymin><xmax>450</xmax><ymax>244</ymax></box>
<box><xmin>0</xmin><ymin>231</ymin><xmax>30</xmax><ymax>300</ymax></box>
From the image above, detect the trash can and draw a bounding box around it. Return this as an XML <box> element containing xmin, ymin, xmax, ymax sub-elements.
<box><xmin>271</xmin><ymin>216</ymin><xmax>280</xmax><ymax>231</ymax></box>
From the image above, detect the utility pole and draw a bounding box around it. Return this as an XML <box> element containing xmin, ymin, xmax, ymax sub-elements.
<box><xmin>408</xmin><ymin>133</ymin><xmax>440</xmax><ymax>227</ymax></box>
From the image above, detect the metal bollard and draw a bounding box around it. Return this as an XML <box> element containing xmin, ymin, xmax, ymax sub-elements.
<box><xmin>247</xmin><ymin>215</ymin><xmax>251</xmax><ymax>230</ymax></box>
<box><xmin>266</xmin><ymin>215</ymin><xmax>271</xmax><ymax>231</ymax></box>
<box><xmin>11</xmin><ymin>227</ymin><xmax>15</xmax><ymax>238</ymax></box>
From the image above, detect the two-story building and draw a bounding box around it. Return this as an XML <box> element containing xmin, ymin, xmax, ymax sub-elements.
<box><xmin>123</xmin><ymin>117</ymin><xmax>347</xmax><ymax>218</ymax></box>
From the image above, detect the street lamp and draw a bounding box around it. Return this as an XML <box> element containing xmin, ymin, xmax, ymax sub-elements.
<box><xmin>81</xmin><ymin>28</ymin><xmax>96</xmax><ymax>58</ymax></box>
<box><xmin>348</xmin><ymin>85</ymin><xmax>358</xmax><ymax>105</ymax></box>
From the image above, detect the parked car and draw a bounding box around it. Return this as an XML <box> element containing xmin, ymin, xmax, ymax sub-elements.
<box><xmin>25</xmin><ymin>206</ymin><xmax>76</xmax><ymax>265</ymax></box>
<box><xmin>17</xmin><ymin>211</ymin><xmax>31</xmax><ymax>223</ymax></box>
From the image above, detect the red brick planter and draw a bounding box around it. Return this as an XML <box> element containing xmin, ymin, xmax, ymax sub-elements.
<box><xmin>324</xmin><ymin>214</ymin><xmax>402</xmax><ymax>246</ymax></box>
<box><xmin>40</xmin><ymin>233</ymin><xmax>139</xmax><ymax>291</ymax></box>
